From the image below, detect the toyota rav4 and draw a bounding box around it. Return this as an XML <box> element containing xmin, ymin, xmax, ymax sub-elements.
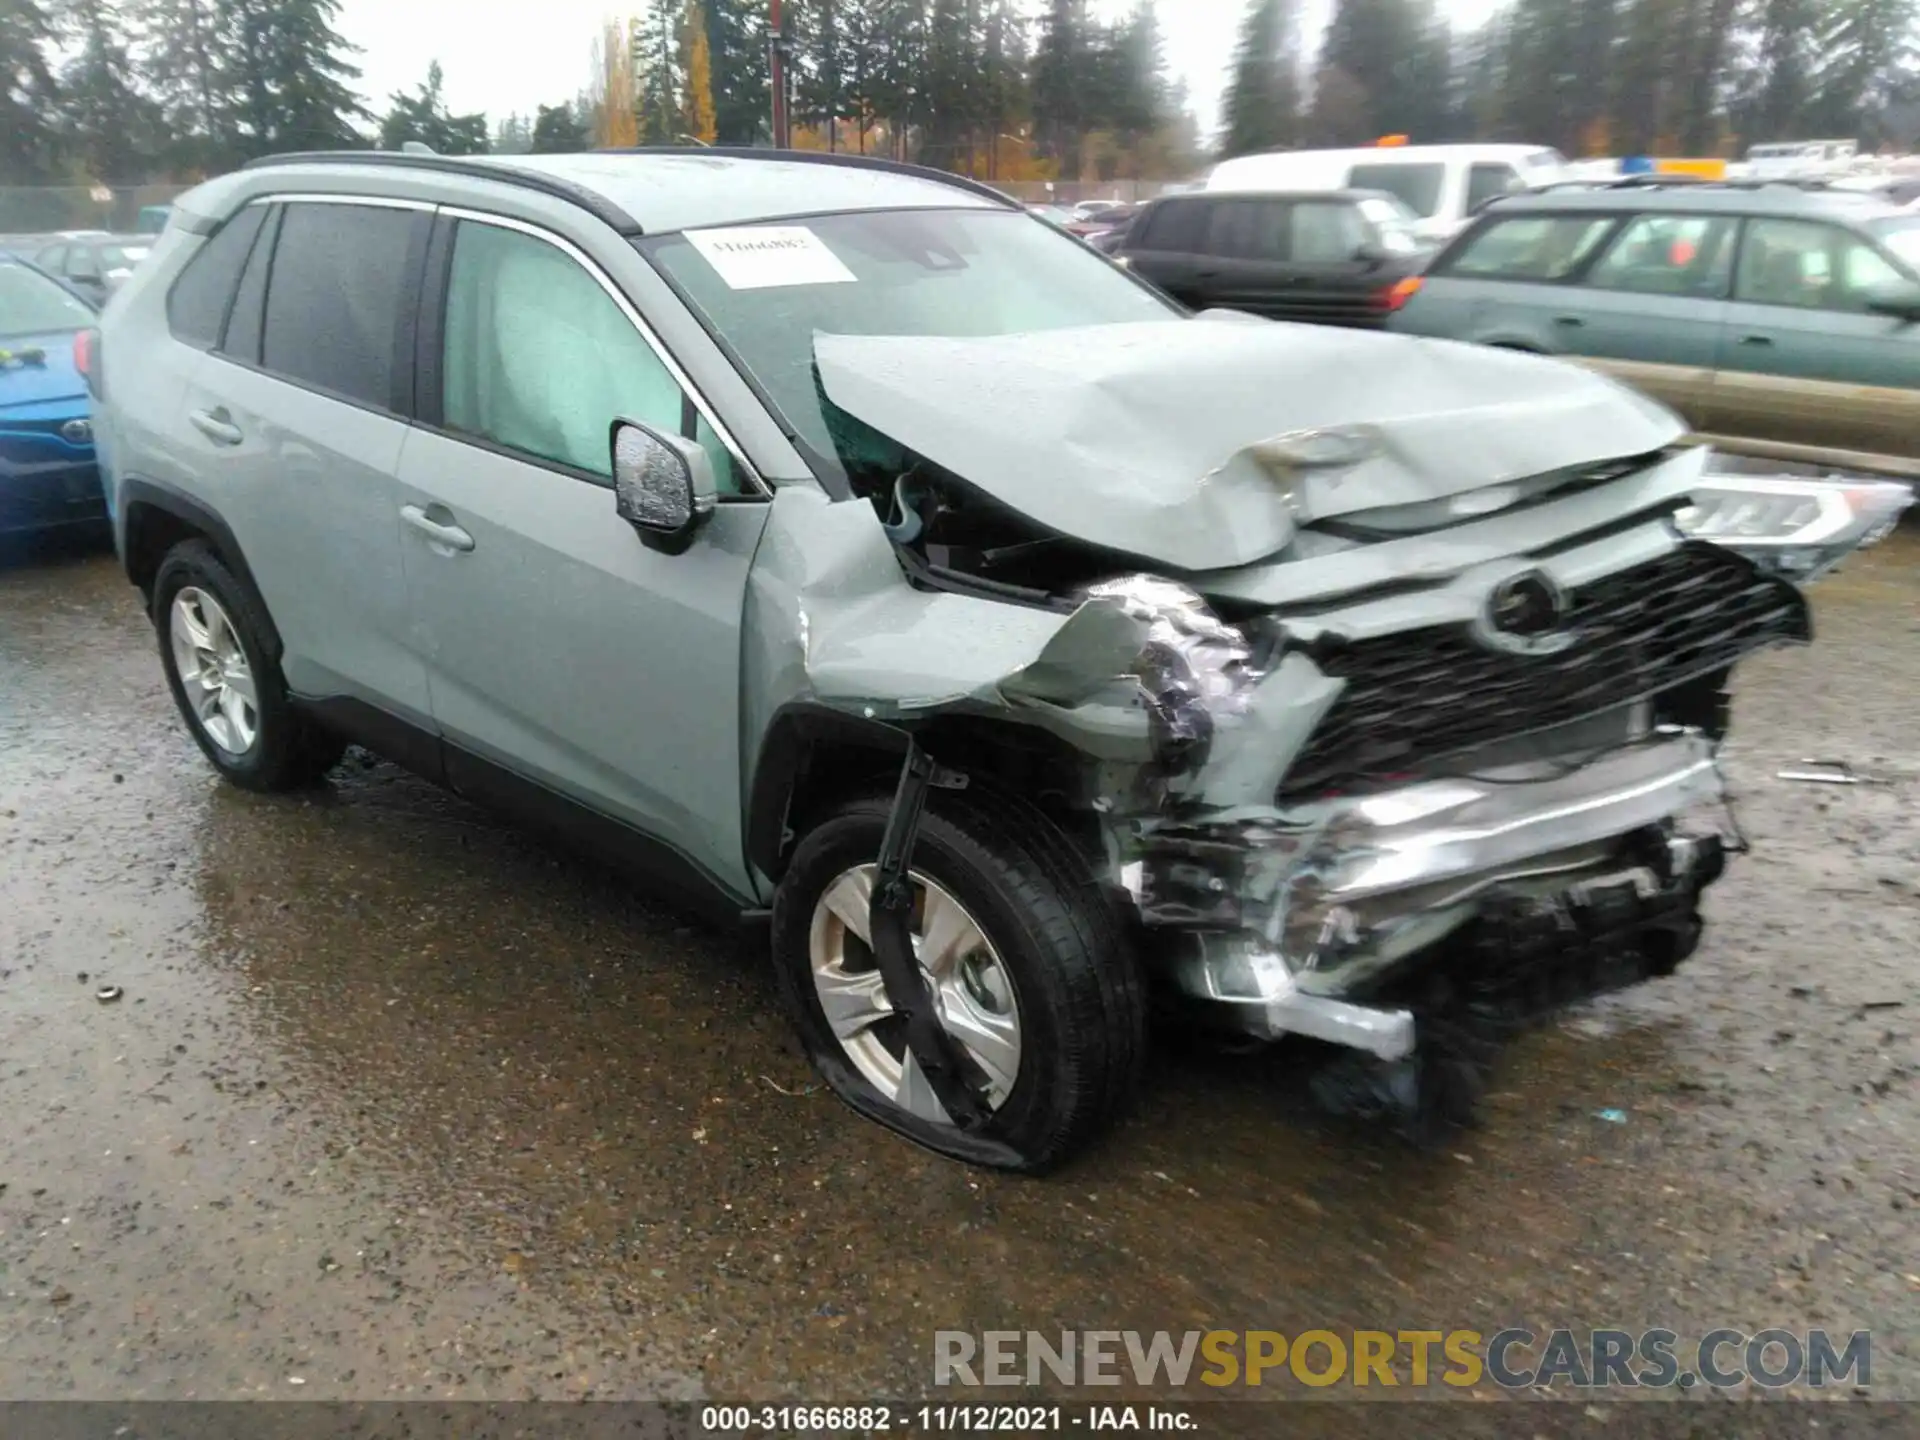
<box><xmin>91</xmin><ymin>149</ymin><xmax>1905</xmax><ymax>1170</ymax></box>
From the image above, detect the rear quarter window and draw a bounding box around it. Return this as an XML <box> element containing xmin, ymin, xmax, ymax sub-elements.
<box><xmin>1440</xmin><ymin>214</ymin><xmax>1617</xmax><ymax>281</ymax></box>
<box><xmin>1134</xmin><ymin>199</ymin><xmax>1207</xmax><ymax>252</ymax></box>
<box><xmin>166</xmin><ymin>205</ymin><xmax>269</xmax><ymax>348</ymax></box>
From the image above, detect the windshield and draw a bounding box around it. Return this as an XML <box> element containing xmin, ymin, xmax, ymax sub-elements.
<box><xmin>0</xmin><ymin>260</ymin><xmax>94</xmax><ymax>338</ymax></box>
<box><xmin>643</xmin><ymin>207</ymin><xmax>1175</xmax><ymax>459</ymax></box>
<box><xmin>1346</xmin><ymin>162</ymin><xmax>1447</xmax><ymax>217</ymax></box>
<box><xmin>1869</xmin><ymin>217</ymin><xmax>1920</xmax><ymax>271</ymax></box>
<box><xmin>102</xmin><ymin>243</ymin><xmax>150</xmax><ymax>272</ymax></box>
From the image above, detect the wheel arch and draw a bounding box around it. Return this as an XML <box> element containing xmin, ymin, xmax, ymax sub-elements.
<box><xmin>120</xmin><ymin>479</ymin><xmax>280</xmax><ymax>658</ymax></box>
<box><xmin>746</xmin><ymin>702</ymin><xmax>1106</xmax><ymax>886</ymax></box>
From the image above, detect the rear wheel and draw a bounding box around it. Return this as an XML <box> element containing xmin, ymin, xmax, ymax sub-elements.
<box><xmin>771</xmin><ymin>789</ymin><xmax>1145</xmax><ymax>1172</ymax></box>
<box><xmin>153</xmin><ymin>540</ymin><xmax>344</xmax><ymax>791</ymax></box>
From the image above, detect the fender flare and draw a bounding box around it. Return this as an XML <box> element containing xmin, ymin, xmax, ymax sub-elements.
<box><xmin>118</xmin><ymin>477</ymin><xmax>281</xmax><ymax>658</ymax></box>
<box><xmin>745</xmin><ymin>702</ymin><xmax>912</xmax><ymax>883</ymax></box>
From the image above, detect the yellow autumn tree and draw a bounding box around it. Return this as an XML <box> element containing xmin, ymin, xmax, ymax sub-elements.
<box><xmin>681</xmin><ymin>1</ymin><xmax>717</xmax><ymax>145</ymax></box>
<box><xmin>590</xmin><ymin>17</ymin><xmax>639</xmax><ymax>148</ymax></box>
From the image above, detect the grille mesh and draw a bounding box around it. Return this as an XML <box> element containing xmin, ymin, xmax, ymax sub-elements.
<box><xmin>1281</xmin><ymin>542</ymin><xmax>1809</xmax><ymax>797</ymax></box>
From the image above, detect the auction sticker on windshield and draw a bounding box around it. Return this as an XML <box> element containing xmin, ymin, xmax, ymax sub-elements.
<box><xmin>686</xmin><ymin>225</ymin><xmax>858</xmax><ymax>289</ymax></box>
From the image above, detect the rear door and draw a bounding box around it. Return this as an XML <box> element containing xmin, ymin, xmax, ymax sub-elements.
<box><xmin>1197</xmin><ymin>197</ymin><xmax>1297</xmax><ymax>317</ymax></box>
<box><xmin>178</xmin><ymin>197</ymin><xmax>434</xmax><ymax>724</ymax></box>
<box><xmin>1556</xmin><ymin>210</ymin><xmax>1737</xmax><ymax>426</ymax></box>
<box><xmin>394</xmin><ymin>211</ymin><xmax>770</xmax><ymax>895</ymax></box>
<box><xmin>1711</xmin><ymin>216</ymin><xmax>1920</xmax><ymax>464</ymax></box>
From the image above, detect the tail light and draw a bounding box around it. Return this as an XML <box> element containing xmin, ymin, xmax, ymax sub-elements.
<box><xmin>1381</xmin><ymin>276</ymin><xmax>1423</xmax><ymax>313</ymax></box>
<box><xmin>74</xmin><ymin>327</ymin><xmax>101</xmax><ymax>397</ymax></box>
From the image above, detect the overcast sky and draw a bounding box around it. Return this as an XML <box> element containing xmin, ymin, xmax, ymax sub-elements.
<box><xmin>339</xmin><ymin>0</ymin><xmax>1506</xmax><ymax>148</ymax></box>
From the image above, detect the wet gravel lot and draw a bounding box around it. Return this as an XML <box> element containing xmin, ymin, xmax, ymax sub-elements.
<box><xmin>2</xmin><ymin>531</ymin><xmax>1916</xmax><ymax>1420</ymax></box>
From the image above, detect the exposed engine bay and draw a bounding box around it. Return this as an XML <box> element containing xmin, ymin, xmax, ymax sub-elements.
<box><xmin>741</xmin><ymin>317</ymin><xmax>1910</xmax><ymax>1137</ymax></box>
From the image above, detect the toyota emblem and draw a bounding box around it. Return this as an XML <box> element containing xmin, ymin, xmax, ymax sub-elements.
<box><xmin>1472</xmin><ymin>569</ymin><xmax>1576</xmax><ymax>656</ymax></box>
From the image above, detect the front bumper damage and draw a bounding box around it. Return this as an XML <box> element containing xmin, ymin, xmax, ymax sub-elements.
<box><xmin>742</xmin><ymin>441</ymin><xmax>1903</xmax><ymax>1135</ymax></box>
<box><xmin>1144</xmin><ymin>729</ymin><xmax>1733</xmax><ymax>1061</ymax></box>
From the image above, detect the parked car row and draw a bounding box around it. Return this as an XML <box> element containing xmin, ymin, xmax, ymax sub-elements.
<box><xmin>1388</xmin><ymin>181</ymin><xmax>1920</xmax><ymax>480</ymax></box>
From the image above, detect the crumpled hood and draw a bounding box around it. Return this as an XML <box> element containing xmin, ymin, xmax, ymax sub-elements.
<box><xmin>814</xmin><ymin>316</ymin><xmax>1684</xmax><ymax>572</ymax></box>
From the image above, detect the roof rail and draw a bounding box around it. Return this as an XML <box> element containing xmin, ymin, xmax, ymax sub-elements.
<box><xmin>238</xmin><ymin>150</ymin><xmax>644</xmax><ymax>235</ymax></box>
<box><xmin>597</xmin><ymin>145</ymin><xmax>1024</xmax><ymax>210</ymax></box>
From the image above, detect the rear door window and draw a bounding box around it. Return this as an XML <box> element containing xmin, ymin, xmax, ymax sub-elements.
<box><xmin>260</xmin><ymin>202</ymin><xmax>422</xmax><ymax>411</ymax></box>
<box><xmin>1583</xmin><ymin>214</ymin><xmax>1736</xmax><ymax>297</ymax></box>
<box><xmin>1346</xmin><ymin>162</ymin><xmax>1447</xmax><ymax>218</ymax></box>
<box><xmin>166</xmin><ymin>204</ymin><xmax>269</xmax><ymax>349</ymax></box>
<box><xmin>1203</xmin><ymin>199</ymin><xmax>1289</xmax><ymax>261</ymax></box>
<box><xmin>1442</xmin><ymin>214</ymin><xmax>1617</xmax><ymax>281</ymax></box>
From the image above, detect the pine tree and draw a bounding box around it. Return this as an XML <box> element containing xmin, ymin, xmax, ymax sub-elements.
<box><xmin>0</xmin><ymin>0</ymin><xmax>61</xmax><ymax>183</ymax></box>
<box><xmin>379</xmin><ymin>61</ymin><xmax>487</xmax><ymax>155</ymax></box>
<box><xmin>634</xmin><ymin>1</ymin><xmax>679</xmax><ymax>144</ymax></box>
<box><xmin>703</xmin><ymin>0</ymin><xmax>768</xmax><ymax>145</ymax></box>
<box><xmin>1220</xmin><ymin>0</ymin><xmax>1299</xmax><ymax>157</ymax></box>
<box><xmin>683</xmin><ymin>0</ymin><xmax>718</xmax><ymax>144</ymax></box>
<box><xmin>1031</xmin><ymin>0</ymin><xmax>1090</xmax><ymax>173</ymax></box>
<box><xmin>222</xmin><ymin>0</ymin><xmax>368</xmax><ymax>158</ymax></box>
<box><xmin>531</xmin><ymin>101</ymin><xmax>589</xmax><ymax>152</ymax></box>
<box><xmin>139</xmin><ymin>0</ymin><xmax>228</xmax><ymax>174</ymax></box>
<box><xmin>61</xmin><ymin>0</ymin><xmax>162</xmax><ymax>182</ymax></box>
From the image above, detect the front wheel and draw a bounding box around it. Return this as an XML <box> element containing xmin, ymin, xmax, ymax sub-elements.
<box><xmin>771</xmin><ymin>790</ymin><xmax>1146</xmax><ymax>1172</ymax></box>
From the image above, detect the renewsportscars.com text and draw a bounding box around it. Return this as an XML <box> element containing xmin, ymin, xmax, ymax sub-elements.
<box><xmin>933</xmin><ymin>1328</ymin><xmax>1871</xmax><ymax>1391</ymax></box>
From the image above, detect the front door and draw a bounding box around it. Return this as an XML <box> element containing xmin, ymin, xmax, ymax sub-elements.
<box><xmin>394</xmin><ymin>213</ymin><xmax>770</xmax><ymax>897</ymax></box>
<box><xmin>1709</xmin><ymin>216</ymin><xmax>1920</xmax><ymax>463</ymax></box>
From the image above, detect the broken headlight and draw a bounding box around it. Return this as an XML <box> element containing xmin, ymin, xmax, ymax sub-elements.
<box><xmin>1675</xmin><ymin>475</ymin><xmax>1913</xmax><ymax>581</ymax></box>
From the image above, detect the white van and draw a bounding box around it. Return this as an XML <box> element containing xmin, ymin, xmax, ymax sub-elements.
<box><xmin>1204</xmin><ymin>144</ymin><xmax>1568</xmax><ymax>243</ymax></box>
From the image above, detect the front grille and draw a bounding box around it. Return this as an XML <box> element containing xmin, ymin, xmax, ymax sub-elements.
<box><xmin>1281</xmin><ymin>542</ymin><xmax>1810</xmax><ymax>797</ymax></box>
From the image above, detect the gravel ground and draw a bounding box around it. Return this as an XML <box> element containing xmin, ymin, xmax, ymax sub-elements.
<box><xmin>1</xmin><ymin>529</ymin><xmax>1915</xmax><ymax>1430</ymax></box>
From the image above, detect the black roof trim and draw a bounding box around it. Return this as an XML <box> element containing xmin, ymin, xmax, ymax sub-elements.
<box><xmin>238</xmin><ymin>151</ymin><xmax>645</xmax><ymax>236</ymax></box>
<box><xmin>597</xmin><ymin>146</ymin><xmax>1023</xmax><ymax>210</ymax></box>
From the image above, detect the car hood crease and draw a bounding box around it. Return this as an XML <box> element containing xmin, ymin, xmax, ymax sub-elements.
<box><xmin>813</xmin><ymin>318</ymin><xmax>1685</xmax><ymax>573</ymax></box>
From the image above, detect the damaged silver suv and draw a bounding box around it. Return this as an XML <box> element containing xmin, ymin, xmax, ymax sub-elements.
<box><xmin>94</xmin><ymin>150</ymin><xmax>1908</xmax><ymax>1170</ymax></box>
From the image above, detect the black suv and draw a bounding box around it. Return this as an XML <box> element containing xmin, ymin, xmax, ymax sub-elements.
<box><xmin>1114</xmin><ymin>189</ymin><xmax>1433</xmax><ymax>327</ymax></box>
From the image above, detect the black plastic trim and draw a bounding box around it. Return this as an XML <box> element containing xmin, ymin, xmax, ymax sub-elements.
<box><xmin>292</xmin><ymin>695</ymin><xmax>754</xmax><ymax>929</ymax></box>
<box><xmin>294</xmin><ymin>694</ymin><xmax>444</xmax><ymax>784</ymax></box>
<box><xmin>238</xmin><ymin>151</ymin><xmax>645</xmax><ymax>236</ymax></box>
<box><xmin>117</xmin><ymin>478</ymin><xmax>278</xmax><ymax>651</ymax></box>
<box><xmin>746</xmin><ymin>702</ymin><xmax>914</xmax><ymax>881</ymax></box>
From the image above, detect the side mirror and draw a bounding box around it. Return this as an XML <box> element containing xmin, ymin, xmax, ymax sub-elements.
<box><xmin>1862</xmin><ymin>279</ymin><xmax>1920</xmax><ymax>324</ymax></box>
<box><xmin>1352</xmin><ymin>241</ymin><xmax>1387</xmax><ymax>268</ymax></box>
<box><xmin>611</xmin><ymin>419</ymin><xmax>717</xmax><ymax>554</ymax></box>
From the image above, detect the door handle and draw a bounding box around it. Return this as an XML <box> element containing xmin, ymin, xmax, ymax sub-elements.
<box><xmin>1737</xmin><ymin>333</ymin><xmax>1774</xmax><ymax>347</ymax></box>
<box><xmin>1552</xmin><ymin>315</ymin><xmax>1585</xmax><ymax>328</ymax></box>
<box><xmin>400</xmin><ymin>504</ymin><xmax>475</xmax><ymax>553</ymax></box>
<box><xmin>187</xmin><ymin>407</ymin><xmax>243</xmax><ymax>446</ymax></box>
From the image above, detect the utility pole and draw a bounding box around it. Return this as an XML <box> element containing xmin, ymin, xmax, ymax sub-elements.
<box><xmin>769</xmin><ymin>0</ymin><xmax>791</xmax><ymax>148</ymax></box>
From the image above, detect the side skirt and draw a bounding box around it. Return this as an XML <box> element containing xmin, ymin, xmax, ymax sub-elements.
<box><xmin>294</xmin><ymin>695</ymin><xmax>755</xmax><ymax>934</ymax></box>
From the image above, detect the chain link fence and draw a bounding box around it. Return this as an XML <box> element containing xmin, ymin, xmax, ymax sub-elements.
<box><xmin>0</xmin><ymin>184</ymin><xmax>195</xmax><ymax>247</ymax></box>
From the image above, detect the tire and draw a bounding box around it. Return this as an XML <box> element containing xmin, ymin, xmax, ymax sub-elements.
<box><xmin>771</xmin><ymin>786</ymin><xmax>1146</xmax><ymax>1172</ymax></box>
<box><xmin>152</xmin><ymin>539</ymin><xmax>345</xmax><ymax>791</ymax></box>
